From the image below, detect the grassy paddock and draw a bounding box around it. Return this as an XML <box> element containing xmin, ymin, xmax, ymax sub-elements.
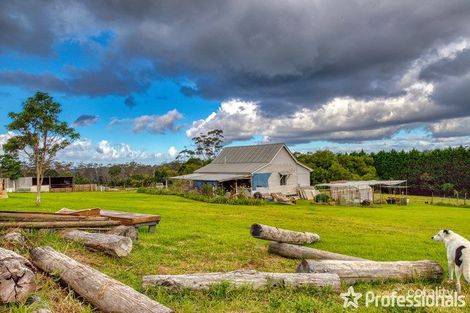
<box><xmin>1</xmin><ymin>191</ymin><xmax>470</xmax><ymax>312</ymax></box>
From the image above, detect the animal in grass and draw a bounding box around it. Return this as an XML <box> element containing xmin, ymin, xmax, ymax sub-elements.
<box><xmin>432</xmin><ymin>229</ymin><xmax>470</xmax><ymax>293</ymax></box>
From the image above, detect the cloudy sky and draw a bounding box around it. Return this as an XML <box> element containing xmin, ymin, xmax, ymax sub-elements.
<box><xmin>0</xmin><ymin>0</ymin><xmax>469</xmax><ymax>163</ymax></box>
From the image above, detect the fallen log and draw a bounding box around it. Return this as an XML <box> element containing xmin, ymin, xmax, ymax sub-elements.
<box><xmin>108</xmin><ymin>225</ymin><xmax>138</xmax><ymax>241</ymax></box>
<box><xmin>60</xmin><ymin>229</ymin><xmax>133</xmax><ymax>257</ymax></box>
<box><xmin>268</xmin><ymin>242</ymin><xmax>366</xmax><ymax>261</ymax></box>
<box><xmin>1</xmin><ymin>232</ymin><xmax>26</xmax><ymax>245</ymax></box>
<box><xmin>0</xmin><ymin>220</ymin><xmax>121</xmax><ymax>229</ymax></box>
<box><xmin>31</xmin><ymin>246</ymin><xmax>172</xmax><ymax>313</ymax></box>
<box><xmin>250</xmin><ymin>223</ymin><xmax>320</xmax><ymax>244</ymax></box>
<box><xmin>0</xmin><ymin>247</ymin><xmax>36</xmax><ymax>303</ymax></box>
<box><xmin>297</xmin><ymin>260</ymin><xmax>443</xmax><ymax>283</ymax></box>
<box><xmin>143</xmin><ymin>269</ymin><xmax>340</xmax><ymax>291</ymax></box>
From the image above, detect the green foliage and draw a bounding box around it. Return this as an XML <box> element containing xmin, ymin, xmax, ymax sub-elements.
<box><xmin>4</xmin><ymin>91</ymin><xmax>79</xmax><ymax>205</ymax></box>
<box><xmin>296</xmin><ymin>150</ymin><xmax>377</xmax><ymax>184</ymax></box>
<box><xmin>0</xmin><ymin>153</ymin><xmax>22</xmax><ymax>179</ymax></box>
<box><xmin>314</xmin><ymin>193</ymin><xmax>334</xmax><ymax>203</ymax></box>
<box><xmin>178</xmin><ymin>129</ymin><xmax>224</xmax><ymax>161</ymax></box>
<box><xmin>137</xmin><ymin>187</ymin><xmax>265</xmax><ymax>205</ymax></box>
<box><xmin>109</xmin><ymin>165</ymin><xmax>122</xmax><ymax>177</ymax></box>
<box><xmin>372</xmin><ymin>147</ymin><xmax>470</xmax><ymax>194</ymax></box>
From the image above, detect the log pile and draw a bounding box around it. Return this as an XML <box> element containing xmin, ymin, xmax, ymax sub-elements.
<box><xmin>251</xmin><ymin>223</ymin><xmax>443</xmax><ymax>284</ymax></box>
<box><xmin>0</xmin><ymin>212</ymin><xmax>121</xmax><ymax>230</ymax></box>
<box><xmin>143</xmin><ymin>269</ymin><xmax>340</xmax><ymax>291</ymax></box>
<box><xmin>31</xmin><ymin>246</ymin><xmax>173</xmax><ymax>313</ymax></box>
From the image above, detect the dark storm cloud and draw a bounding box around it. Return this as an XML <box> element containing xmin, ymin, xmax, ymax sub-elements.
<box><xmin>124</xmin><ymin>95</ymin><xmax>136</xmax><ymax>107</ymax></box>
<box><xmin>73</xmin><ymin>114</ymin><xmax>98</xmax><ymax>127</ymax></box>
<box><xmin>0</xmin><ymin>61</ymin><xmax>154</xmax><ymax>96</ymax></box>
<box><xmin>2</xmin><ymin>0</ymin><xmax>470</xmax><ymax>143</ymax></box>
<box><xmin>420</xmin><ymin>48</ymin><xmax>470</xmax><ymax>109</ymax></box>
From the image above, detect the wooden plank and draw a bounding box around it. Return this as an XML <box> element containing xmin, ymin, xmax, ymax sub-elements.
<box><xmin>100</xmin><ymin>210</ymin><xmax>160</xmax><ymax>225</ymax></box>
<box><xmin>56</xmin><ymin>208</ymin><xmax>101</xmax><ymax>217</ymax></box>
<box><xmin>0</xmin><ymin>220</ymin><xmax>121</xmax><ymax>229</ymax></box>
<box><xmin>57</xmin><ymin>208</ymin><xmax>160</xmax><ymax>226</ymax></box>
<box><xmin>0</xmin><ymin>212</ymin><xmax>109</xmax><ymax>222</ymax></box>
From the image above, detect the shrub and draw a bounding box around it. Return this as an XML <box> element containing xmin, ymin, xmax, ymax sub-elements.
<box><xmin>314</xmin><ymin>193</ymin><xmax>333</xmax><ymax>203</ymax></box>
<box><xmin>137</xmin><ymin>187</ymin><xmax>265</xmax><ymax>206</ymax></box>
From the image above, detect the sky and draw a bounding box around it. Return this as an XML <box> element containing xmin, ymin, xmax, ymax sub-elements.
<box><xmin>0</xmin><ymin>0</ymin><xmax>469</xmax><ymax>164</ymax></box>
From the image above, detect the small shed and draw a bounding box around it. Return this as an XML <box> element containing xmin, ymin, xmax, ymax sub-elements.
<box><xmin>171</xmin><ymin>143</ymin><xmax>312</xmax><ymax>196</ymax></box>
<box><xmin>316</xmin><ymin>180</ymin><xmax>407</xmax><ymax>205</ymax></box>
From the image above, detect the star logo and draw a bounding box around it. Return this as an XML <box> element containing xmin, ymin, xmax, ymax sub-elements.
<box><xmin>340</xmin><ymin>286</ymin><xmax>362</xmax><ymax>308</ymax></box>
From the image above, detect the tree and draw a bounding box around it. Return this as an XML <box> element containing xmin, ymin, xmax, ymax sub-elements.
<box><xmin>0</xmin><ymin>153</ymin><xmax>22</xmax><ymax>180</ymax></box>
<box><xmin>192</xmin><ymin>129</ymin><xmax>224</xmax><ymax>160</ymax></box>
<box><xmin>4</xmin><ymin>91</ymin><xmax>79</xmax><ymax>206</ymax></box>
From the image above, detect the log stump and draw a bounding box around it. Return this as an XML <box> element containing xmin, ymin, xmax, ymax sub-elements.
<box><xmin>0</xmin><ymin>247</ymin><xmax>36</xmax><ymax>303</ymax></box>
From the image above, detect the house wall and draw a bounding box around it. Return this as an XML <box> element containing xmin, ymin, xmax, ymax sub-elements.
<box><xmin>254</xmin><ymin>147</ymin><xmax>310</xmax><ymax>195</ymax></box>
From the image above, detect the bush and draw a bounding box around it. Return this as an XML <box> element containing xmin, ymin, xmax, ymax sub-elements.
<box><xmin>137</xmin><ymin>187</ymin><xmax>265</xmax><ymax>206</ymax></box>
<box><xmin>314</xmin><ymin>193</ymin><xmax>333</xmax><ymax>203</ymax></box>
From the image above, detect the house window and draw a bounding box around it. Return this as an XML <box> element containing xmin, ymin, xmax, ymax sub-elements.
<box><xmin>280</xmin><ymin>174</ymin><xmax>288</xmax><ymax>186</ymax></box>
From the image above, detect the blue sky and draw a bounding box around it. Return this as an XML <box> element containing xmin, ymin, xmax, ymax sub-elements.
<box><xmin>0</xmin><ymin>1</ymin><xmax>469</xmax><ymax>164</ymax></box>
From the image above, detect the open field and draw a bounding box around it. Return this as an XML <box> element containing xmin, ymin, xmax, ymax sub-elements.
<box><xmin>1</xmin><ymin>191</ymin><xmax>470</xmax><ymax>312</ymax></box>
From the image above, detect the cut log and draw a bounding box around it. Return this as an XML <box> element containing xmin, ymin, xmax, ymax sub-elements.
<box><xmin>297</xmin><ymin>260</ymin><xmax>444</xmax><ymax>283</ymax></box>
<box><xmin>0</xmin><ymin>220</ymin><xmax>121</xmax><ymax>229</ymax></box>
<box><xmin>268</xmin><ymin>242</ymin><xmax>366</xmax><ymax>261</ymax></box>
<box><xmin>250</xmin><ymin>223</ymin><xmax>320</xmax><ymax>244</ymax></box>
<box><xmin>143</xmin><ymin>269</ymin><xmax>340</xmax><ymax>291</ymax></box>
<box><xmin>60</xmin><ymin>229</ymin><xmax>133</xmax><ymax>257</ymax></box>
<box><xmin>1</xmin><ymin>232</ymin><xmax>26</xmax><ymax>245</ymax></box>
<box><xmin>0</xmin><ymin>247</ymin><xmax>36</xmax><ymax>303</ymax></box>
<box><xmin>31</xmin><ymin>246</ymin><xmax>172</xmax><ymax>313</ymax></box>
<box><xmin>108</xmin><ymin>225</ymin><xmax>138</xmax><ymax>241</ymax></box>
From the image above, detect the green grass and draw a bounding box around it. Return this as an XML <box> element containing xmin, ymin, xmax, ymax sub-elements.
<box><xmin>1</xmin><ymin>191</ymin><xmax>470</xmax><ymax>312</ymax></box>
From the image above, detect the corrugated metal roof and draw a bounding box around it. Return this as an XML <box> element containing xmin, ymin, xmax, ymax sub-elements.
<box><xmin>195</xmin><ymin>162</ymin><xmax>266</xmax><ymax>174</ymax></box>
<box><xmin>171</xmin><ymin>173</ymin><xmax>251</xmax><ymax>182</ymax></box>
<box><xmin>212</xmin><ymin>143</ymin><xmax>284</xmax><ymax>164</ymax></box>
<box><xmin>193</xmin><ymin>143</ymin><xmax>311</xmax><ymax>174</ymax></box>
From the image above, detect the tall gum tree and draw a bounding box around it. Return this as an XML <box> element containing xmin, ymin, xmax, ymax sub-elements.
<box><xmin>4</xmin><ymin>92</ymin><xmax>79</xmax><ymax>206</ymax></box>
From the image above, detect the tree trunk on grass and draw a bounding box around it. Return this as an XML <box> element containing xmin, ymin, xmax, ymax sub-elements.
<box><xmin>108</xmin><ymin>225</ymin><xmax>138</xmax><ymax>241</ymax></box>
<box><xmin>296</xmin><ymin>260</ymin><xmax>443</xmax><ymax>283</ymax></box>
<box><xmin>268</xmin><ymin>242</ymin><xmax>367</xmax><ymax>261</ymax></box>
<box><xmin>250</xmin><ymin>224</ymin><xmax>320</xmax><ymax>244</ymax></box>
<box><xmin>143</xmin><ymin>269</ymin><xmax>340</xmax><ymax>291</ymax></box>
<box><xmin>31</xmin><ymin>246</ymin><xmax>173</xmax><ymax>313</ymax></box>
<box><xmin>0</xmin><ymin>247</ymin><xmax>36</xmax><ymax>303</ymax></box>
<box><xmin>60</xmin><ymin>229</ymin><xmax>133</xmax><ymax>257</ymax></box>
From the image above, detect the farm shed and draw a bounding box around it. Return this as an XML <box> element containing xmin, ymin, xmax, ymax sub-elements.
<box><xmin>171</xmin><ymin>143</ymin><xmax>312</xmax><ymax>196</ymax></box>
<box><xmin>1</xmin><ymin>176</ymin><xmax>73</xmax><ymax>192</ymax></box>
<box><xmin>316</xmin><ymin>180</ymin><xmax>407</xmax><ymax>205</ymax></box>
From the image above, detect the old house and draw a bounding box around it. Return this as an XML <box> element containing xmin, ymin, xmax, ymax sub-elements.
<box><xmin>172</xmin><ymin>143</ymin><xmax>312</xmax><ymax>195</ymax></box>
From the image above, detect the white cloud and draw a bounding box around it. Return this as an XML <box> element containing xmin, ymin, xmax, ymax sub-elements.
<box><xmin>110</xmin><ymin>109</ymin><xmax>183</xmax><ymax>134</ymax></box>
<box><xmin>428</xmin><ymin>117</ymin><xmax>470</xmax><ymax>138</ymax></box>
<box><xmin>58</xmin><ymin>138</ymin><xmax>165</xmax><ymax>163</ymax></box>
<box><xmin>168</xmin><ymin>146</ymin><xmax>178</xmax><ymax>158</ymax></box>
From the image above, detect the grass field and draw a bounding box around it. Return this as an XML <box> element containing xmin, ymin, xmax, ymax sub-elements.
<box><xmin>1</xmin><ymin>191</ymin><xmax>470</xmax><ymax>312</ymax></box>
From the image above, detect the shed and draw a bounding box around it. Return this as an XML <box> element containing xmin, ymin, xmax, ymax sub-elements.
<box><xmin>171</xmin><ymin>143</ymin><xmax>312</xmax><ymax>195</ymax></box>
